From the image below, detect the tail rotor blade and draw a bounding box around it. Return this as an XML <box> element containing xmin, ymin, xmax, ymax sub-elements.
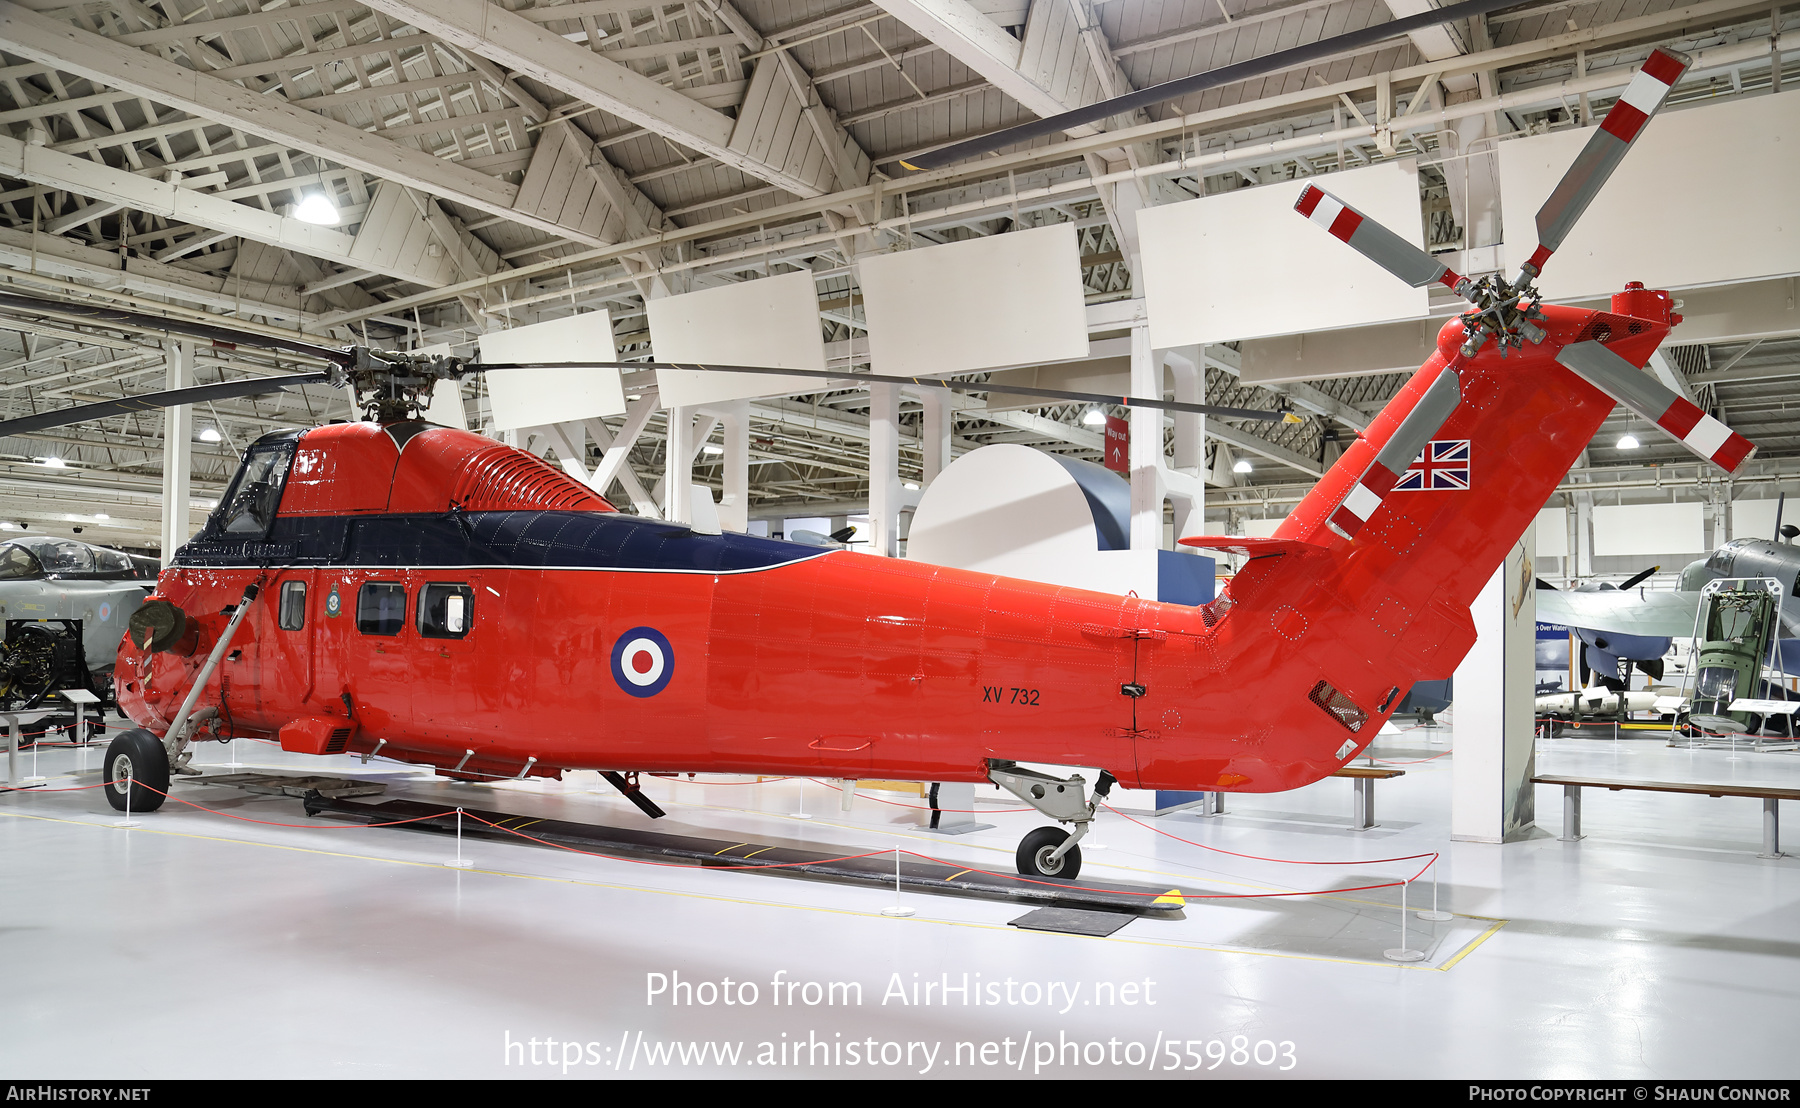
<box><xmin>1519</xmin><ymin>48</ymin><xmax>1690</xmax><ymax>281</ymax></box>
<box><xmin>1556</xmin><ymin>340</ymin><xmax>1755</xmax><ymax>472</ymax></box>
<box><xmin>1295</xmin><ymin>185</ymin><xmax>1472</xmax><ymax>299</ymax></box>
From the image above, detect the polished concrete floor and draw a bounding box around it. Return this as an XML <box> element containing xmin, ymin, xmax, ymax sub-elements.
<box><xmin>2</xmin><ymin>716</ymin><xmax>1796</xmax><ymax>1079</ymax></box>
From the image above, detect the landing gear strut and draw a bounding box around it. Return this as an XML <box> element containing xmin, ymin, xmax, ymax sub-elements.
<box><xmin>988</xmin><ymin>762</ymin><xmax>1116</xmax><ymax>880</ymax></box>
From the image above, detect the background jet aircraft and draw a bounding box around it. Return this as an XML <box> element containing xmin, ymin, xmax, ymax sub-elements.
<box><xmin>0</xmin><ymin>534</ymin><xmax>156</xmax><ymax>674</ymax></box>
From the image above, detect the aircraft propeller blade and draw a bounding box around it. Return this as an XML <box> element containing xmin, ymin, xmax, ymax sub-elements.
<box><xmin>1555</xmin><ymin>340</ymin><xmax>1755</xmax><ymax>472</ymax></box>
<box><xmin>1325</xmin><ymin>363</ymin><xmax>1461</xmax><ymax>540</ymax></box>
<box><xmin>1618</xmin><ymin>565</ymin><xmax>1660</xmax><ymax>590</ymax></box>
<box><xmin>0</xmin><ymin>373</ymin><xmax>330</xmax><ymax>440</ymax></box>
<box><xmin>477</xmin><ymin>360</ymin><xmax>1294</xmax><ymax>423</ymax></box>
<box><xmin>1294</xmin><ymin>185</ymin><xmax>1473</xmax><ymax>299</ymax></box>
<box><xmin>0</xmin><ymin>288</ymin><xmax>354</xmax><ymax>366</ymax></box>
<box><xmin>893</xmin><ymin>0</ymin><xmax>1528</xmax><ymax>172</ymax></box>
<box><xmin>1516</xmin><ymin>48</ymin><xmax>1690</xmax><ymax>282</ymax></box>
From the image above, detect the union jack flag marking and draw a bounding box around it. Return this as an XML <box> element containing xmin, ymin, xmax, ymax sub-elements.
<box><xmin>1393</xmin><ymin>439</ymin><xmax>1470</xmax><ymax>491</ymax></box>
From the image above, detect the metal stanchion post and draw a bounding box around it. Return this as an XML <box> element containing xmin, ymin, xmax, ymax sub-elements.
<box><xmin>447</xmin><ymin>807</ymin><xmax>473</xmax><ymax>868</ymax></box>
<box><xmin>1385</xmin><ymin>879</ymin><xmax>1425</xmax><ymax>962</ymax></box>
<box><xmin>1418</xmin><ymin>855</ymin><xmax>1452</xmax><ymax>922</ymax></box>
<box><xmin>881</xmin><ymin>846</ymin><xmax>914</xmax><ymax>917</ymax></box>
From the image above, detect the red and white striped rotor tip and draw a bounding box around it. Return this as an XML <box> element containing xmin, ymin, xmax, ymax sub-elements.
<box><xmin>1326</xmin><ymin>462</ymin><xmax>1400</xmax><ymax>541</ymax></box>
<box><xmin>1294</xmin><ymin>185</ymin><xmax>1471</xmax><ymax>298</ymax></box>
<box><xmin>1521</xmin><ymin>47</ymin><xmax>1690</xmax><ymax>279</ymax></box>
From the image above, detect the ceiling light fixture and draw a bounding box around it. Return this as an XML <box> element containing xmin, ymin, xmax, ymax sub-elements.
<box><xmin>294</xmin><ymin>192</ymin><xmax>340</xmax><ymax>226</ymax></box>
<box><xmin>199</xmin><ymin>427</ymin><xmax>222</xmax><ymax>442</ymax></box>
<box><xmin>1081</xmin><ymin>409</ymin><xmax>1106</xmax><ymax>426</ymax></box>
<box><xmin>1233</xmin><ymin>458</ymin><xmax>1254</xmax><ymax>473</ymax></box>
<box><xmin>1616</xmin><ymin>432</ymin><xmax>1640</xmax><ymax>450</ymax></box>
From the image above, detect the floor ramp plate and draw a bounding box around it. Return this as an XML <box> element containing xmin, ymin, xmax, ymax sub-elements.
<box><xmin>1009</xmin><ymin>907</ymin><xmax>1136</xmax><ymax>936</ymax></box>
<box><xmin>307</xmin><ymin>795</ymin><xmax>1189</xmax><ymax>918</ymax></box>
<box><xmin>184</xmin><ymin>773</ymin><xmax>388</xmax><ymax>800</ymax></box>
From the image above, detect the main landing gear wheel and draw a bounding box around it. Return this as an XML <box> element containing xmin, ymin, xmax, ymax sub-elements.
<box><xmin>103</xmin><ymin>729</ymin><xmax>168</xmax><ymax>813</ymax></box>
<box><xmin>1017</xmin><ymin>826</ymin><xmax>1082</xmax><ymax>879</ymax></box>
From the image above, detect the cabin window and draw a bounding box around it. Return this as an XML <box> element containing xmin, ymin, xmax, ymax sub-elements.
<box><xmin>217</xmin><ymin>443</ymin><xmax>294</xmax><ymax>537</ymax></box>
<box><xmin>278</xmin><ymin>581</ymin><xmax>306</xmax><ymax>631</ymax></box>
<box><xmin>356</xmin><ymin>582</ymin><xmax>406</xmax><ymax>636</ymax></box>
<box><xmin>418</xmin><ymin>583</ymin><xmax>474</xmax><ymax>639</ymax></box>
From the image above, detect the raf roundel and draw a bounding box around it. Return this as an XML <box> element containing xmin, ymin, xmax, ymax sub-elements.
<box><xmin>610</xmin><ymin>627</ymin><xmax>675</xmax><ymax>698</ymax></box>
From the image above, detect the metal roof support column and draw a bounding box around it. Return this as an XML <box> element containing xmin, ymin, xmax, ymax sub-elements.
<box><xmin>918</xmin><ymin>390</ymin><xmax>952</xmax><ymax>485</ymax></box>
<box><xmin>717</xmin><ymin>402</ymin><xmax>750</xmax><ymax>533</ymax></box>
<box><xmin>160</xmin><ymin>340</ymin><xmax>193</xmax><ymax>557</ymax></box>
<box><xmin>664</xmin><ymin>406</ymin><xmax>695</xmax><ymax>526</ymax></box>
<box><xmin>869</xmin><ymin>381</ymin><xmax>901</xmax><ymax>557</ymax></box>
<box><xmin>1128</xmin><ymin>312</ymin><xmax>1164</xmax><ymax>553</ymax></box>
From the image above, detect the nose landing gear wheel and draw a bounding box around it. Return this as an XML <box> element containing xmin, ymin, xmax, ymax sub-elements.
<box><xmin>1017</xmin><ymin>826</ymin><xmax>1081</xmax><ymax>879</ymax></box>
<box><xmin>103</xmin><ymin>729</ymin><xmax>169</xmax><ymax>813</ymax></box>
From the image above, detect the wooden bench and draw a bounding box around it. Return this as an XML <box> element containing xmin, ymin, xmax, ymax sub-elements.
<box><xmin>1152</xmin><ymin>766</ymin><xmax>1405</xmax><ymax>830</ymax></box>
<box><xmin>1334</xmin><ymin>766</ymin><xmax>1406</xmax><ymax>831</ymax></box>
<box><xmin>1533</xmin><ymin>774</ymin><xmax>1800</xmax><ymax>858</ymax></box>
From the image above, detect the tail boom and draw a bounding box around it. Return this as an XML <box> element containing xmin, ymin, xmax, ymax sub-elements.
<box><xmin>1137</xmin><ymin>288</ymin><xmax>1680</xmax><ymax>792</ymax></box>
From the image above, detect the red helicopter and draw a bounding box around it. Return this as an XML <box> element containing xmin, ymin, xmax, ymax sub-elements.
<box><xmin>0</xmin><ymin>48</ymin><xmax>1748</xmax><ymax>880</ymax></box>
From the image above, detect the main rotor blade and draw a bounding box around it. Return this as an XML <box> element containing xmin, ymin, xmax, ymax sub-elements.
<box><xmin>1295</xmin><ymin>185</ymin><xmax>1472</xmax><ymax>298</ymax></box>
<box><xmin>473</xmin><ymin>360</ymin><xmax>1293</xmax><ymax>422</ymax></box>
<box><xmin>1556</xmin><ymin>340</ymin><xmax>1754</xmax><ymax>472</ymax></box>
<box><xmin>1518</xmin><ymin>48</ymin><xmax>1689</xmax><ymax>280</ymax></box>
<box><xmin>0</xmin><ymin>373</ymin><xmax>330</xmax><ymax>439</ymax></box>
<box><xmin>895</xmin><ymin>0</ymin><xmax>1529</xmax><ymax>172</ymax></box>
<box><xmin>0</xmin><ymin>288</ymin><xmax>354</xmax><ymax>366</ymax></box>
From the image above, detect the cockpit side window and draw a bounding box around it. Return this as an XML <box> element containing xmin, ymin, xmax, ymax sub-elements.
<box><xmin>0</xmin><ymin>544</ymin><xmax>40</xmax><ymax>580</ymax></box>
<box><xmin>39</xmin><ymin>541</ymin><xmax>95</xmax><ymax>576</ymax></box>
<box><xmin>215</xmin><ymin>443</ymin><xmax>296</xmax><ymax>537</ymax></box>
<box><xmin>91</xmin><ymin>547</ymin><xmax>134</xmax><ymax>577</ymax></box>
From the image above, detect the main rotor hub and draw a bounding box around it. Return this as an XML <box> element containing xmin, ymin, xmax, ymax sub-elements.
<box><xmin>346</xmin><ymin>348</ymin><xmax>462</xmax><ymax>423</ymax></box>
<box><xmin>1455</xmin><ymin>275</ymin><xmax>1548</xmax><ymax>359</ymax></box>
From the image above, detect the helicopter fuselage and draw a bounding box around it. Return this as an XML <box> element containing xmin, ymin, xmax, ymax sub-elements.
<box><xmin>116</xmin><ymin>287</ymin><xmax>1677</xmax><ymax>792</ymax></box>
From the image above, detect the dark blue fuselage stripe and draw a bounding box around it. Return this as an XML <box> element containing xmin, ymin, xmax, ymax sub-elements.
<box><xmin>173</xmin><ymin>511</ymin><xmax>830</xmax><ymax>573</ymax></box>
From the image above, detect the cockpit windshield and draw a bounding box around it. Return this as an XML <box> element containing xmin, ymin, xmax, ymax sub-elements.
<box><xmin>0</xmin><ymin>543</ymin><xmax>39</xmax><ymax>579</ymax></box>
<box><xmin>0</xmin><ymin>537</ymin><xmax>146</xmax><ymax>579</ymax></box>
<box><xmin>215</xmin><ymin>442</ymin><xmax>295</xmax><ymax>536</ymax></box>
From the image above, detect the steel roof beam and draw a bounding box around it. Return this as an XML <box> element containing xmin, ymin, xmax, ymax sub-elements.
<box><xmin>357</xmin><ymin>0</ymin><xmax>853</xmax><ymax>198</ymax></box>
<box><xmin>0</xmin><ymin>0</ymin><xmax>616</xmax><ymax>249</ymax></box>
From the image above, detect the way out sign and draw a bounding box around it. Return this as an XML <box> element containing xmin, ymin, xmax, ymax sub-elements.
<box><xmin>1104</xmin><ymin>415</ymin><xmax>1129</xmax><ymax>473</ymax></box>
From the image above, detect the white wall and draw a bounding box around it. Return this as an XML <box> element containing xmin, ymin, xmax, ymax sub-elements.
<box><xmin>1498</xmin><ymin>94</ymin><xmax>1800</xmax><ymax>300</ymax></box>
<box><xmin>1138</xmin><ymin>159</ymin><xmax>1429</xmax><ymax>349</ymax></box>
<box><xmin>856</xmin><ymin>224</ymin><xmax>1089</xmax><ymax>377</ymax></box>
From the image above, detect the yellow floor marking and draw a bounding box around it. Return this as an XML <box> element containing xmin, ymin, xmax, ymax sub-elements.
<box><xmin>741</xmin><ymin>845</ymin><xmax>776</xmax><ymax>859</ymax></box>
<box><xmin>712</xmin><ymin>843</ymin><xmax>747</xmax><ymax>856</ymax></box>
<box><xmin>1433</xmin><ymin>917</ymin><xmax>1508</xmax><ymax>971</ymax></box>
<box><xmin>943</xmin><ymin>869</ymin><xmax>971</xmax><ymax>881</ymax></box>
